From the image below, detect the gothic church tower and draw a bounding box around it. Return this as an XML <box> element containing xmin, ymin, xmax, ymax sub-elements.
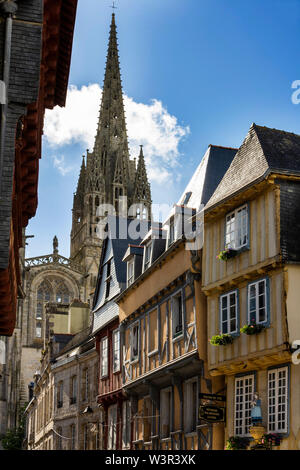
<box><xmin>70</xmin><ymin>14</ymin><xmax>152</xmax><ymax>288</ymax></box>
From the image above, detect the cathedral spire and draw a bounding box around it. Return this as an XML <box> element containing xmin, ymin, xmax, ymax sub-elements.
<box><xmin>133</xmin><ymin>145</ymin><xmax>152</xmax><ymax>215</ymax></box>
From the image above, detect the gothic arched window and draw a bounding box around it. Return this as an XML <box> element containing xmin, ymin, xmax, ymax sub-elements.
<box><xmin>55</xmin><ymin>281</ymin><xmax>70</xmax><ymax>304</ymax></box>
<box><xmin>35</xmin><ymin>281</ymin><xmax>52</xmax><ymax>339</ymax></box>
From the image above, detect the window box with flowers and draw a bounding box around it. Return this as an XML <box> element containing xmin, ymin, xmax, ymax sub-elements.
<box><xmin>216</xmin><ymin>247</ymin><xmax>238</xmax><ymax>261</ymax></box>
<box><xmin>209</xmin><ymin>333</ymin><xmax>234</xmax><ymax>346</ymax></box>
<box><xmin>240</xmin><ymin>320</ymin><xmax>265</xmax><ymax>335</ymax></box>
<box><xmin>251</xmin><ymin>433</ymin><xmax>282</xmax><ymax>450</ymax></box>
<box><xmin>225</xmin><ymin>436</ymin><xmax>250</xmax><ymax>450</ymax></box>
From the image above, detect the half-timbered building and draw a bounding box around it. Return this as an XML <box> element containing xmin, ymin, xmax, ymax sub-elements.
<box><xmin>116</xmin><ymin>145</ymin><xmax>237</xmax><ymax>450</ymax></box>
<box><xmin>203</xmin><ymin>124</ymin><xmax>300</xmax><ymax>450</ymax></box>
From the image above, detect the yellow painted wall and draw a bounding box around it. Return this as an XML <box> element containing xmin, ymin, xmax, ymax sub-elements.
<box><xmin>119</xmin><ymin>245</ymin><xmax>191</xmax><ymax>322</ymax></box>
<box><xmin>285</xmin><ymin>265</ymin><xmax>300</xmax><ymax>344</ymax></box>
<box><xmin>203</xmin><ymin>188</ymin><xmax>279</xmax><ymax>289</ymax></box>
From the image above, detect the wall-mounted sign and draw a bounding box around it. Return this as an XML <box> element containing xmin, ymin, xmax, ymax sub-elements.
<box><xmin>199</xmin><ymin>405</ymin><xmax>225</xmax><ymax>423</ymax></box>
<box><xmin>199</xmin><ymin>393</ymin><xmax>226</xmax><ymax>402</ymax></box>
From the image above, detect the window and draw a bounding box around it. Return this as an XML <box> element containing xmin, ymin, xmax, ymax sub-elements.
<box><xmin>225</xmin><ymin>204</ymin><xmax>248</xmax><ymax>250</ymax></box>
<box><xmin>144</xmin><ymin>242</ymin><xmax>152</xmax><ymax>271</ymax></box>
<box><xmin>171</xmin><ymin>292</ymin><xmax>183</xmax><ymax>338</ymax></box>
<box><xmin>105</xmin><ymin>261</ymin><xmax>111</xmax><ymax>299</ymax></box>
<box><xmin>220</xmin><ymin>290</ymin><xmax>238</xmax><ymax>334</ymax></box>
<box><xmin>83</xmin><ymin>368</ymin><xmax>89</xmax><ymax>401</ymax></box>
<box><xmin>70</xmin><ymin>376</ymin><xmax>77</xmax><ymax>405</ymax></box>
<box><xmin>70</xmin><ymin>424</ymin><xmax>76</xmax><ymax>450</ymax></box>
<box><xmin>83</xmin><ymin>424</ymin><xmax>88</xmax><ymax>450</ymax></box>
<box><xmin>113</xmin><ymin>330</ymin><xmax>120</xmax><ymax>373</ymax></box>
<box><xmin>127</xmin><ymin>259</ymin><xmax>134</xmax><ymax>286</ymax></box>
<box><xmin>130</xmin><ymin>322</ymin><xmax>139</xmax><ymax>361</ymax></box>
<box><xmin>268</xmin><ymin>366</ymin><xmax>288</xmax><ymax>433</ymax></box>
<box><xmin>234</xmin><ymin>374</ymin><xmax>254</xmax><ymax>436</ymax></box>
<box><xmin>36</xmin><ymin>322</ymin><xmax>42</xmax><ymax>338</ymax></box>
<box><xmin>107</xmin><ymin>404</ymin><xmax>117</xmax><ymax>450</ymax></box>
<box><xmin>100</xmin><ymin>338</ymin><xmax>108</xmax><ymax>377</ymax></box>
<box><xmin>248</xmin><ymin>278</ymin><xmax>269</xmax><ymax>325</ymax></box>
<box><xmin>248</xmin><ymin>278</ymin><xmax>269</xmax><ymax>323</ymax></box>
<box><xmin>160</xmin><ymin>388</ymin><xmax>172</xmax><ymax>438</ymax></box>
<box><xmin>57</xmin><ymin>381</ymin><xmax>63</xmax><ymax>409</ymax></box>
<box><xmin>122</xmin><ymin>401</ymin><xmax>131</xmax><ymax>449</ymax></box>
<box><xmin>184</xmin><ymin>379</ymin><xmax>197</xmax><ymax>433</ymax></box>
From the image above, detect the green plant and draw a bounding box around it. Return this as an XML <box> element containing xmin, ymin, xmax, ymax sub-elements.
<box><xmin>225</xmin><ymin>436</ymin><xmax>250</xmax><ymax>450</ymax></box>
<box><xmin>0</xmin><ymin>403</ymin><xmax>27</xmax><ymax>450</ymax></box>
<box><xmin>240</xmin><ymin>321</ymin><xmax>265</xmax><ymax>335</ymax></box>
<box><xmin>260</xmin><ymin>433</ymin><xmax>281</xmax><ymax>449</ymax></box>
<box><xmin>216</xmin><ymin>247</ymin><xmax>237</xmax><ymax>261</ymax></box>
<box><xmin>209</xmin><ymin>333</ymin><xmax>234</xmax><ymax>346</ymax></box>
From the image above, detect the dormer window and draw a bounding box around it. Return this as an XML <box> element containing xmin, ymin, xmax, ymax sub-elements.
<box><xmin>105</xmin><ymin>260</ymin><xmax>111</xmax><ymax>299</ymax></box>
<box><xmin>144</xmin><ymin>242</ymin><xmax>152</xmax><ymax>271</ymax></box>
<box><xmin>127</xmin><ymin>259</ymin><xmax>134</xmax><ymax>287</ymax></box>
<box><xmin>168</xmin><ymin>218</ymin><xmax>175</xmax><ymax>246</ymax></box>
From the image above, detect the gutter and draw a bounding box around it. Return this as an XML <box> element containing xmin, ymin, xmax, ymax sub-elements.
<box><xmin>0</xmin><ymin>1</ymin><xmax>18</xmax><ymax>197</ymax></box>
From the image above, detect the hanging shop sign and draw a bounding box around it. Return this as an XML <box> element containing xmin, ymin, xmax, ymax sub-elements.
<box><xmin>199</xmin><ymin>405</ymin><xmax>225</xmax><ymax>423</ymax></box>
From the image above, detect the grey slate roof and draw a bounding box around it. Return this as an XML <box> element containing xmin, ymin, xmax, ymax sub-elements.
<box><xmin>205</xmin><ymin>124</ymin><xmax>300</xmax><ymax>211</ymax></box>
<box><xmin>175</xmin><ymin>144</ymin><xmax>237</xmax><ymax>212</ymax></box>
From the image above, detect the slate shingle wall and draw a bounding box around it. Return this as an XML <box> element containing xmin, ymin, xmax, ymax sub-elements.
<box><xmin>0</xmin><ymin>0</ymin><xmax>43</xmax><ymax>269</ymax></box>
<box><xmin>279</xmin><ymin>180</ymin><xmax>300</xmax><ymax>262</ymax></box>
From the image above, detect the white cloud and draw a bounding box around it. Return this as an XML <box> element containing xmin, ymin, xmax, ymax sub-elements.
<box><xmin>44</xmin><ymin>84</ymin><xmax>190</xmax><ymax>183</ymax></box>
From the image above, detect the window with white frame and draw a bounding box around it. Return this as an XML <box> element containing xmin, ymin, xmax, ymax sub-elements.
<box><xmin>171</xmin><ymin>291</ymin><xmax>183</xmax><ymax>338</ymax></box>
<box><xmin>100</xmin><ymin>337</ymin><xmax>108</xmax><ymax>377</ymax></box>
<box><xmin>184</xmin><ymin>378</ymin><xmax>197</xmax><ymax>433</ymax></box>
<box><xmin>107</xmin><ymin>404</ymin><xmax>117</xmax><ymax>450</ymax></box>
<box><xmin>113</xmin><ymin>329</ymin><xmax>120</xmax><ymax>373</ymax></box>
<box><xmin>220</xmin><ymin>290</ymin><xmax>238</xmax><ymax>334</ymax></box>
<box><xmin>127</xmin><ymin>259</ymin><xmax>134</xmax><ymax>286</ymax></box>
<box><xmin>160</xmin><ymin>388</ymin><xmax>172</xmax><ymax>438</ymax></box>
<box><xmin>268</xmin><ymin>366</ymin><xmax>288</xmax><ymax>433</ymax></box>
<box><xmin>122</xmin><ymin>401</ymin><xmax>131</xmax><ymax>449</ymax></box>
<box><xmin>144</xmin><ymin>242</ymin><xmax>152</xmax><ymax>271</ymax></box>
<box><xmin>225</xmin><ymin>204</ymin><xmax>248</xmax><ymax>250</ymax></box>
<box><xmin>248</xmin><ymin>278</ymin><xmax>268</xmax><ymax>324</ymax></box>
<box><xmin>168</xmin><ymin>217</ymin><xmax>175</xmax><ymax>246</ymax></box>
<box><xmin>105</xmin><ymin>260</ymin><xmax>111</xmax><ymax>299</ymax></box>
<box><xmin>130</xmin><ymin>322</ymin><xmax>139</xmax><ymax>361</ymax></box>
<box><xmin>234</xmin><ymin>374</ymin><xmax>254</xmax><ymax>436</ymax></box>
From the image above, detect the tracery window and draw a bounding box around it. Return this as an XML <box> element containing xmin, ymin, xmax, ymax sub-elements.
<box><xmin>35</xmin><ymin>281</ymin><xmax>52</xmax><ymax>338</ymax></box>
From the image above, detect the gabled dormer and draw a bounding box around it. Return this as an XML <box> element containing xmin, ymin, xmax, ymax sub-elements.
<box><xmin>141</xmin><ymin>223</ymin><xmax>167</xmax><ymax>273</ymax></box>
<box><xmin>122</xmin><ymin>244</ymin><xmax>144</xmax><ymax>287</ymax></box>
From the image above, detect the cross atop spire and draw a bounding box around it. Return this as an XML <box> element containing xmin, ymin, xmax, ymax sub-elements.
<box><xmin>110</xmin><ymin>1</ymin><xmax>117</xmax><ymax>11</ymax></box>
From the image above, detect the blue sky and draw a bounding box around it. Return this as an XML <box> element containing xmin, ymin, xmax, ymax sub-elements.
<box><xmin>26</xmin><ymin>0</ymin><xmax>300</xmax><ymax>258</ymax></box>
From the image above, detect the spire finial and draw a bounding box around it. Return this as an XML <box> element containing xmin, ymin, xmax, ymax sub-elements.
<box><xmin>110</xmin><ymin>1</ymin><xmax>117</xmax><ymax>12</ymax></box>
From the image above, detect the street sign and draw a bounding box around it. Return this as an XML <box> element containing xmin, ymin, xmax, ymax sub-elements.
<box><xmin>199</xmin><ymin>405</ymin><xmax>225</xmax><ymax>423</ymax></box>
<box><xmin>199</xmin><ymin>393</ymin><xmax>226</xmax><ymax>402</ymax></box>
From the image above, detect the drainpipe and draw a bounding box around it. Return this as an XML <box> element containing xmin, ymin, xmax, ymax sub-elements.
<box><xmin>0</xmin><ymin>1</ymin><xmax>18</xmax><ymax>196</ymax></box>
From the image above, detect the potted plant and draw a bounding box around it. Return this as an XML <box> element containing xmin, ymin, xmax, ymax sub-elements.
<box><xmin>240</xmin><ymin>320</ymin><xmax>265</xmax><ymax>335</ymax></box>
<box><xmin>260</xmin><ymin>433</ymin><xmax>282</xmax><ymax>449</ymax></box>
<box><xmin>225</xmin><ymin>436</ymin><xmax>250</xmax><ymax>450</ymax></box>
<box><xmin>209</xmin><ymin>333</ymin><xmax>234</xmax><ymax>346</ymax></box>
<box><xmin>216</xmin><ymin>247</ymin><xmax>237</xmax><ymax>261</ymax></box>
